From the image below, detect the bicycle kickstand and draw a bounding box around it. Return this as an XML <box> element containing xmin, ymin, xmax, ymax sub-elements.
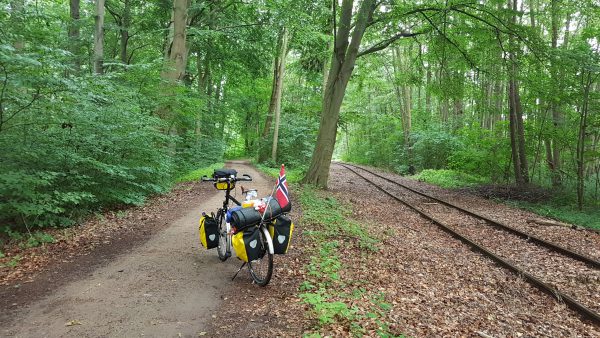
<box><xmin>231</xmin><ymin>262</ymin><xmax>246</xmax><ymax>281</ymax></box>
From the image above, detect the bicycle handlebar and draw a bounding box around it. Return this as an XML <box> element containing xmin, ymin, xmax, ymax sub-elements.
<box><xmin>201</xmin><ymin>174</ymin><xmax>252</xmax><ymax>182</ymax></box>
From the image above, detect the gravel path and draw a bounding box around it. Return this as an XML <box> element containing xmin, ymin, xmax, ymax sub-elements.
<box><xmin>0</xmin><ymin>161</ymin><xmax>273</xmax><ymax>338</ymax></box>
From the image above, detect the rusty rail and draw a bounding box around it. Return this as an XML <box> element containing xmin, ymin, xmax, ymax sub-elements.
<box><xmin>339</xmin><ymin>163</ymin><xmax>600</xmax><ymax>325</ymax></box>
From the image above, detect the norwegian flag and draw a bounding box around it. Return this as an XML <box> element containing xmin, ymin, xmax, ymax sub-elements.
<box><xmin>274</xmin><ymin>164</ymin><xmax>290</xmax><ymax>209</ymax></box>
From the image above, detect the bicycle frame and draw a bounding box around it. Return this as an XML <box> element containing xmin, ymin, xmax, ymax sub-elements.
<box><xmin>220</xmin><ymin>186</ymin><xmax>274</xmax><ymax>256</ymax></box>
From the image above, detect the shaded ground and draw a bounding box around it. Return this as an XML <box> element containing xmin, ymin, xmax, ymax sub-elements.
<box><xmin>2</xmin><ymin>162</ymin><xmax>599</xmax><ymax>337</ymax></box>
<box><xmin>0</xmin><ymin>161</ymin><xmax>274</xmax><ymax>337</ymax></box>
<box><xmin>211</xmin><ymin>163</ymin><xmax>600</xmax><ymax>337</ymax></box>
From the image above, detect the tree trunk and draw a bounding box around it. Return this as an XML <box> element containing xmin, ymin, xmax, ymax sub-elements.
<box><xmin>577</xmin><ymin>72</ymin><xmax>593</xmax><ymax>210</ymax></box>
<box><xmin>259</xmin><ymin>27</ymin><xmax>288</xmax><ymax>162</ymax></box>
<box><xmin>120</xmin><ymin>0</ymin><xmax>131</xmax><ymax>64</ymax></box>
<box><xmin>94</xmin><ymin>0</ymin><xmax>105</xmax><ymax>75</ymax></box>
<box><xmin>69</xmin><ymin>0</ymin><xmax>81</xmax><ymax>73</ymax></box>
<box><xmin>303</xmin><ymin>0</ymin><xmax>376</xmax><ymax>187</ymax></box>
<box><xmin>508</xmin><ymin>81</ymin><xmax>523</xmax><ymax>184</ymax></box>
<box><xmin>162</xmin><ymin>0</ymin><xmax>189</xmax><ymax>82</ymax></box>
<box><xmin>507</xmin><ymin>0</ymin><xmax>529</xmax><ymax>184</ymax></box>
<box><xmin>425</xmin><ymin>67</ymin><xmax>432</xmax><ymax>115</ymax></box>
<box><xmin>514</xmin><ymin>77</ymin><xmax>529</xmax><ymax>182</ymax></box>
<box><xmin>271</xmin><ymin>27</ymin><xmax>290</xmax><ymax>163</ymax></box>
<box><xmin>547</xmin><ymin>0</ymin><xmax>562</xmax><ymax>186</ymax></box>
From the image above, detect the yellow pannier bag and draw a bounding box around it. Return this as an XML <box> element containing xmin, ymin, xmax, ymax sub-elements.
<box><xmin>232</xmin><ymin>226</ymin><xmax>262</xmax><ymax>262</ymax></box>
<box><xmin>199</xmin><ymin>215</ymin><xmax>219</xmax><ymax>249</ymax></box>
<box><xmin>268</xmin><ymin>215</ymin><xmax>294</xmax><ymax>254</ymax></box>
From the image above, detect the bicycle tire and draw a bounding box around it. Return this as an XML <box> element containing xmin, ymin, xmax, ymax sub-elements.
<box><xmin>248</xmin><ymin>228</ymin><xmax>273</xmax><ymax>286</ymax></box>
<box><xmin>216</xmin><ymin>210</ymin><xmax>229</xmax><ymax>262</ymax></box>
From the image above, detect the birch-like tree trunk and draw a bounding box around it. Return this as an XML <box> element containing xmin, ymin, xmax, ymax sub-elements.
<box><xmin>271</xmin><ymin>27</ymin><xmax>289</xmax><ymax>163</ymax></box>
<box><xmin>94</xmin><ymin>0</ymin><xmax>105</xmax><ymax>75</ymax></box>
<box><xmin>259</xmin><ymin>27</ymin><xmax>289</xmax><ymax>162</ymax></box>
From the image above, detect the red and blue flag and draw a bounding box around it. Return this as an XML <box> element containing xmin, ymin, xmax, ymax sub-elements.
<box><xmin>275</xmin><ymin>164</ymin><xmax>290</xmax><ymax>209</ymax></box>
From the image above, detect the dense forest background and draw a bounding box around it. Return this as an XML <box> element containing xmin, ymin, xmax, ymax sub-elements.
<box><xmin>1</xmin><ymin>0</ymin><xmax>599</xmax><ymax>234</ymax></box>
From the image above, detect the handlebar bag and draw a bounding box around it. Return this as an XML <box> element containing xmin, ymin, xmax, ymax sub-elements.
<box><xmin>199</xmin><ymin>215</ymin><xmax>219</xmax><ymax>249</ymax></box>
<box><xmin>213</xmin><ymin>168</ymin><xmax>237</xmax><ymax>178</ymax></box>
<box><xmin>232</xmin><ymin>226</ymin><xmax>263</xmax><ymax>262</ymax></box>
<box><xmin>268</xmin><ymin>215</ymin><xmax>294</xmax><ymax>254</ymax></box>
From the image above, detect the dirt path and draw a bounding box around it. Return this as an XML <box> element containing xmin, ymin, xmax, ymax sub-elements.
<box><xmin>1</xmin><ymin>161</ymin><xmax>274</xmax><ymax>337</ymax></box>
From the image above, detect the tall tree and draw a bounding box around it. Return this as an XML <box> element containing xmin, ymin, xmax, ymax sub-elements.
<box><xmin>163</xmin><ymin>0</ymin><xmax>189</xmax><ymax>82</ymax></box>
<box><xmin>69</xmin><ymin>0</ymin><xmax>81</xmax><ymax>72</ymax></box>
<box><xmin>507</xmin><ymin>0</ymin><xmax>529</xmax><ymax>184</ymax></box>
<box><xmin>303</xmin><ymin>0</ymin><xmax>377</xmax><ymax>187</ymax></box>
<box><xmin>271</xmin><ymin>27</ymin><xmax>290</xmax><ymax>163</ymax></box>
<box><xmin>94</xmin><ymin>0</ymin><xmax>106</xmax><ymax>75</ymax></box>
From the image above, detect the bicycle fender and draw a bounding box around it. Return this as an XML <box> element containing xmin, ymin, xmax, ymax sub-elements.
<box><xmin>261</xmin><ymin>227</ymin><xmax>275</xmax><ymax>255</ymax></box>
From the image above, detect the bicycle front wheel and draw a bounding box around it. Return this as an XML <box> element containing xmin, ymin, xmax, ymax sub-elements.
<box><xmin>216</xmin><ymin>210</ymin><xmax>229</xmax><ymax>262</ymax></box>
<box><xmin>248</xmin><ymin>228</ymin><xmax>273</xmax><ymax>286</ymax></box>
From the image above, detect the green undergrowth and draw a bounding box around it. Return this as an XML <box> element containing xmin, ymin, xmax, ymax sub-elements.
<box><xmin>412</xmin><ymin>169</ymin><xmax>599</xmax><ymax>230</ymax></box>
<box><xmin>254</xmin><ymin>163</ymin><xmax>304</xmax><ymax>183</ymax></box>
<box><xmin>506</xmin><ymin>201</ymin><xmax>600</xmax><ymax>230</ymax></box>
<box><xmin>297</xmin><ymin>185</ymin><xmax>403</xmax><ymax>338</ymax></box>
<box><xmin>176</xmin><ymin>162</ymin><xmax>225</xmax><ymax>183</ymax></box>
<box><xmin>412</xmin><ymin>169</ymin><xmax>488</xmax><ymax>188</ymax></box>
<box><xmin>0</xmin><ymin>230</ymin><xmax>55</xmax><ymax>268</ymax></box>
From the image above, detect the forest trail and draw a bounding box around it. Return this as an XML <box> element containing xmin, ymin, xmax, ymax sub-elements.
<box><xmin>1</xmin><ymin>161</ymin><xmax>272</xmax><ymax>338</ymax></box>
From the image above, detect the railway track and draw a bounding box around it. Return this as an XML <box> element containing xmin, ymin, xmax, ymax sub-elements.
<box><xmin>337</xmin><ymin>162</ymin><xmax>600</xmax><ymax>325</ymax></box>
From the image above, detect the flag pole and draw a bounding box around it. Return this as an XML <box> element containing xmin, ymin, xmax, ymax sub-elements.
<box><xmin>259</xmin><ymin>165</ymin><xmax>281</xmax><ymax>223</ymax></box>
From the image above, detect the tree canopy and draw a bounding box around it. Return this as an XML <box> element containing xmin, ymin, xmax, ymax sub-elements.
<box><xmin>1</xmin><ymin>0</ymin><xmax>599</xmax><ymax>232</ymax></box>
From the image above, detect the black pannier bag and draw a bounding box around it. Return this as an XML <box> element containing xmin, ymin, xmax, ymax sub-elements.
<box><xmin>213</xmin><ymin>168</ymin><xmax>237</xmax><ymax>178</ymax></box>
<box><xmin>268</xmin><ymin>215</ymin><xmax>294</xmax><ymax>254</ymax></box>
<box><xmin>230</xmin><ymin>198</ymin><xmax>292</xmax><ymax>231</ymax></box>
<box><xmin>199</xmin><ymin>215</ymin><xmax>219</xmax><ymax>249</ymax></box>
<box><xmin>232</xmin><ymin>226</ymin><xmax>263</xmax><ymax>262</ymax></box>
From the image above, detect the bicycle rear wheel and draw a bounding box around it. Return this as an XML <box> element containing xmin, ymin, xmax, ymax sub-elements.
<box><xmin>216</xmin><ymin>210</ymin><xmax>229</xmax><ymax>262</ymax></box>
<box><xmin>248</xmin><ymin>228</ymin><xmax>273</xmax><ymax>286</ymax></box>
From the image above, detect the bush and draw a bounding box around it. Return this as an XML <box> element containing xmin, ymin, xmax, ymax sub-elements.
<box><xmin>413</xmin><ymin>169</ymin><xmax>488</xmax><ymax>189</ymax></box>
<box><xmin>412</xmin><ymin>130</ymin><xmax>463</xmax><ymax>170</ymax></box>
<box><xmin>0</xmin><ymin>47</ymin><xmax>218</xmax><ymax>230</ymax></box>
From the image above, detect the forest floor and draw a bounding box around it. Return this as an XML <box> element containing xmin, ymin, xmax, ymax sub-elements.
<box><xmin>1</xmin><ymin>162</ymin><xmax>599</xmax><ymax>337</ymax></box>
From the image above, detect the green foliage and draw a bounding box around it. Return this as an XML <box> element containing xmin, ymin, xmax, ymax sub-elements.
<box><xmin>448</xmin><ymin>125</ymin><xmax>511</xmax><ymax>182</ymax></box>
<box><xmin>505</xmin><ymin>201</ymin><xmax>600</xmax><ymax>230</ymax></box>
<box><xmin>413</xmin><ymin>169</ymin><xmax>488</xmax><ymax>189</ymax></box>
<box><xmin>411</xmin><ymin>130</ymin><xmax>463</xmax><ymax>171</ymax></box>
<box><xmin>1</xmin><ymin>255</ymin><xmax>22</xmax><ymax>268</ymax></box>
<box><xmin>177</xmin><ymin>163</ymin><xmax>225</xmax><ymax>183</ymax></box>
<box><xmin>297</xmin><ymin>185</ymin><xmax>398</xmax><ymax>336</ymax></box>
<box><xmin>255</xmin><ymin>163</ymin><xmax>304</xmax><ymax>183</ymax></box>
<box><xmin>22</xmin><ymin>232</ymin><xmax>55</xmax><ymax>249</ymax></box>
